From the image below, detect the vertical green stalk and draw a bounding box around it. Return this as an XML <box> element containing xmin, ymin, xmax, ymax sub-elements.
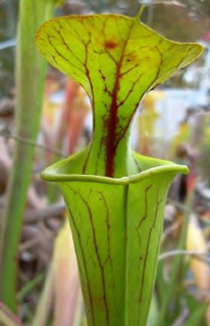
<box><xmin>0</xmin><ymin>0</ymin><xmax>56</xmax><ymax>312</ymax></box>
<box><xmin>5</xmin><ymin>0</ymin><xmax>16</xmax><ymax>38</ymax></box>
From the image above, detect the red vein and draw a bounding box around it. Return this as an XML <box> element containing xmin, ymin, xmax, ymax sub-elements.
<box><xmin>102</xmin><ymin>21</ymin><xmax>135</xmax><ymax>177</ymax></box>
<box><xmin>120</xmin><ymin>62</ymin><xmax>140</xmax><ymax>77</ymax></box>
<box><xmin>137</xmin><ymin>184</ymin><xmax>153</xmax><ymax>230</ymax></box>
<box><xmin>67</xmin><ymin>187</ymin><xmax>110</xmax><ymax>326</ymax></box>
<box><xmin>47</xmin><ymin>36</ymin><xmax>85</xmax><ymax>76</ymax></box>
<box><xmin>55</xmin><ymin>23</ymin><xmax>84</xmax><ymax>66</ymax></box>
<box><xmin>117</xmin><ymin>72</ymin><xmax>143</xmax><ymax>108</ymax></box>
<box><xmin>64</xmin><ymin>186</ymin><xmax>95</xmax><ymax>326</ymax></box>
<box><xmin>137</xmin><ymin>188</ymin><xmax>164</xmax><ymax>325</ymax></box>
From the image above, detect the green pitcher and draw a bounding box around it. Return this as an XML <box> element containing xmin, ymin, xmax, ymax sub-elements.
<box><xmin>36</xmin><ymin>13</ymin><xmax>202</xmax><ymax>326</ymax></box>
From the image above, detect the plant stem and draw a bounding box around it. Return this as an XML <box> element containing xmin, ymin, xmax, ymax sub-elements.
<box><xmin>17</xmin><ymin>272</ymin><xmax>45</xmax><ymax>302</ymax></box>
<box><xmin>5</xmin><ymin>0</ymin><xmax>16</xmax><ymax>38</ymax></box>
<box><xmin>31</xmin><ymin>264</ymin><xmax>54</xmax><ymax>326</ymax></box>
<box><xmin>0</xmin><ymin>0</ymin><xmax>55</xmax><ymax>312</ymax></box>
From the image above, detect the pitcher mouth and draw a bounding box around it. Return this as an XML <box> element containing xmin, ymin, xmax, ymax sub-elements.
<box><xmin>41</xmin><ymin>157</ymin><xmax>189</xmax><ymax>186</ymax></box>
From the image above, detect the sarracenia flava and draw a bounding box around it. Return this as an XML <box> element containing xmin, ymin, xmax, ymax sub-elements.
<box><xmin>36</xmin><ymin>13</ymin><xmax>202</xmax><ymax>326</ymax></box>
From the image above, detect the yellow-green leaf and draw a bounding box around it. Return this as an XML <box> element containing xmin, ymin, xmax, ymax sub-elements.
<box><xmin>36</xmin><ymin>14</ymin><xmax>202</xmax><ymax>178</ymax></box>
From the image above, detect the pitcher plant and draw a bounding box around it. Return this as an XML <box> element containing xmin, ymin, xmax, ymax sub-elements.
<box><xmin>36</xmin><ymin>12</ymin><xmax>202</xmax><ymax>326</ymax></box>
